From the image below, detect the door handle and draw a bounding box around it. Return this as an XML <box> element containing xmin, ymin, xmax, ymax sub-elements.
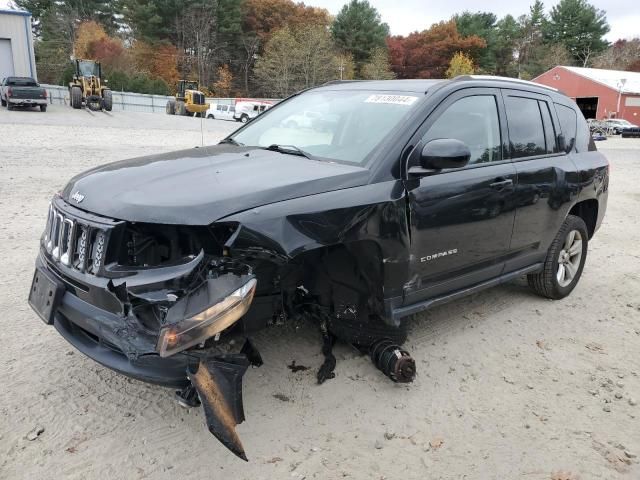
<box><xmin>490</xmin><ymin>178</ymin><xmax>513</xmax><ymax>190</ymax></box>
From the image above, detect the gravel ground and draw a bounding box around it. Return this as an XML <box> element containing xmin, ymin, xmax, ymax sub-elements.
<box><xmin>0</xmin><ymin>105</ymin><xmax>639</xmax><ymax>480</ymax></box>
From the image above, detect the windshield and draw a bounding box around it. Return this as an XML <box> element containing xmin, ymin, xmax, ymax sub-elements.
<box><xmin>185</xmin><ymin>81</ymin><xmax>198</xmax><ymax>90</ymax></box>
<box><xmin>78</xmin><ymin>61</ymin><xmax>100</xmax><ymax>77</ymax></box>
<box><xmin>231</xmin><ymin>90</ymin><xmax>422</xmax><ymax>164</ymax></box>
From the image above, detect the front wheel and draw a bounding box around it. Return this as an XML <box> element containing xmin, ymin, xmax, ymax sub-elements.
<box><xmin>103</xmin><ymin>89</ymin><xmax>112</xmax><ymax>111</ymax></box>
<box><xmin>0</xmin><ymin>97</ymin><xmax>5</xmax><ymax>107</ymax></box>
<box><xmin>40</xmin><ymin>105</ymin><xmax>47</xmax><ymax>112</ymax></box>
<box><xmin>240</xmin><ymin>114</ymin><xmax>249</xmax><ymax>123</ymax></box>
<box><xmin>528</xmin><ymin>215</ymin><xmax>588</xmax><ymax>299</ymax></box>
<box><xmin>207</xmin><ymin>114</ymin><xmax>214</xmax><ymax>119</ymax></box>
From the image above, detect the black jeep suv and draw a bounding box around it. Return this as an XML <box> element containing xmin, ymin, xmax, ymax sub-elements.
<box><xmin>29</xmin><ymin>77</ymin><xmax>608</xmax><ymax>459</ymax></box>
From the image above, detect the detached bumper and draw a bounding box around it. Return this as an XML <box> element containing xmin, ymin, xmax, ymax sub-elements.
<box><xmin>8</xmin><ymin>98</ymin><xmax>47</xmax><ymax>106</ymax></box>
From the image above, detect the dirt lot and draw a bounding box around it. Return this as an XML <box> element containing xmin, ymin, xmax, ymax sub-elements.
<box><xmin>0</xmin><ymin>105</ymin><xmax>639</xmax><ymax>480</ymax></box>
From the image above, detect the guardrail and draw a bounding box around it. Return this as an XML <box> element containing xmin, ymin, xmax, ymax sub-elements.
<box><xmin>41</xmin><ymin>84</ymin><xmax>278</xmax><ymax>114</ymax></box>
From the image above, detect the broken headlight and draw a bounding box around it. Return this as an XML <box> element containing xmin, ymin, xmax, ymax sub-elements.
<box><xmin>156</xmin><ymin>278</ymin><xmax>257</xmax><ymax>357</ymax></box>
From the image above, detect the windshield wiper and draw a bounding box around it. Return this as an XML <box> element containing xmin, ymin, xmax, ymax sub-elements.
<box><xmin>264</xmin><ymin>144</ymin><xmax>315</xmax><ymax>160</ymax></box>
<box><xmin>219</xmin><ymin>138</ymin><xmax>243</xmax><ymax>146</ymax></box>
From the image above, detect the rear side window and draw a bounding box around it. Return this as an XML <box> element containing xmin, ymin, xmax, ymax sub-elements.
<box><xmin>505</xmin><ymin>96</ymin><xmax>546</xmax><ymax>158</ymax></box>
<box><xmin>422</xmin><ymin>95</ymin><xmax>502</xmax><ymax>165</ymax></box>
<box><xmin>539</xmin><ymin>101</ymin><xmax>558</xmax><ymax>153</ymax></box>
<box><xmin>555</xmin><ymin>103</ymin><xmax>577</xmax><ymax>151</ymax></box>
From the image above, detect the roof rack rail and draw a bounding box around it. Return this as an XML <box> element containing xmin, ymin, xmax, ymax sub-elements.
<box><xmin>453</xmin><ymin>75</ymin><xmax>558</xmax><ymax>92</ymax></box>
<box><xmin>322</xmin><ymin>80</ymin><xmax>365</xmax><ymax>86</ymax></box>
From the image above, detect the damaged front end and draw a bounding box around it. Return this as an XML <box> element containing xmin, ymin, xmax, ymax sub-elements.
<box><xmin>31</xmin><ymin>196</ymin><xmax>267</xmax><ymax>459</ymax></box>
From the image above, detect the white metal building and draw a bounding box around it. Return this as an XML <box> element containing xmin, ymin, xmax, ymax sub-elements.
<box><xmin>0</xmin><ymin>9</ymin><xmax>37</xmax><ymax>80</ymax></box>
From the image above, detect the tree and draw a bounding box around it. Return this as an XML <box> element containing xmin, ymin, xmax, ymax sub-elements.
<box><xmin>544</xmin><ymin>0</ymin><xmax>609</xmax><ymax>66</ymax></box>
<box><xmin>240</xmin><ymin>0</ymin><xmax>330</xmax><ymax>94</ymax></box>
<box><xmin>254</xmin><ymin>25</ymin><xmax>339</xmax><ymax>97</ymax></box>
<box><xmin>361</xmin><ymin>47</ymin><xmax>395</xmax><ymax>80</ymax></box>
<box><xmin>446</xmin><ymin>51</ymin><xmax>475</xmax><ymax>78</ymax></box>
<box><xmin>243</xmin><ymin>0</ymin><xmax>330</xmax><ymax>41</ymax></box>
<box><xmin>454</xmin><ymin>11</ymin><xmax>498</xmax><ymax>73</ymax></box>
<box><xmin>388</xmin><ymin>20</ymin><xmax>485</xmax><ymax>79</ymax></box>
<box><xmin>175</xmin><ymin>2</ymin><xmax>219</xmax><ymax>87</ymax></box>
<box><xmin>122</xmin><ymin>0</ymin><xmax>186</xmax><ymax>43</ymax></box>
<box><xmin>213</xmin><ymin>64</ymin><xmax>234</xmax><ymax>96</ymax></box>
<box><xmin>331</xmin><ymin>0</ymin><xmax>389</xmax><ymax>71</ymax></box>
<box><xmin>593</xmin><ymin>39</ymin><xmax>640</xmax><ymax>71</ymax></box>
<box><xmin>494</xmin><ymin>14</ymin><xmax>520</xmax><ymax>76</ymax></box>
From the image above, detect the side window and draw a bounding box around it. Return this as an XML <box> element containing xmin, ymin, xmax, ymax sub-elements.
<box><xmin>216</xmin><ymin>105</ymin><xmax>222</xmax><ymax>111</ymax></box>
<box><xmin>555</xmin><ymin>103</ymin><xmax>577</xmax><ymax>150</ymax></box>
<box><xmin>539</xmin><ymin>100</ymin><xmax>558</xmax><ymax>153</ymax></box>
<box><xmin>230</xmin><ymin>106</ymin><xmax>235</xmax><ymax>112</ymax></box>
<box><xmin>505</xmin><ymin>96</ymin><xmax>547</xmax><ymax>158</ymax></box>
<box><xmin>422</xmin><ymin>95</ymin><xmax>502</xmax><ymax>165</ymax></box>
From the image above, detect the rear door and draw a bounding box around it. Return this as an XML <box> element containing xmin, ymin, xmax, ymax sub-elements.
<box><xmin>404</xmin><ymin>88</ymin><xmax>518</xmax><ymax>304</ymax></box>
<box><xmin>501</xmin><ymin>89</ymin><xmax>577</xmax><ymax>272</ymax></box>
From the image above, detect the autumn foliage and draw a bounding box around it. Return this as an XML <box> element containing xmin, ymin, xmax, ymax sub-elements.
<box><xmin>387</xmin><ymin>20</ymin><xmax>485</xmax><ymax>78</ymax></box>
<box><xmin>242</xmin><ymin>0</ymin><xmax>331</xmax><ymax>41</ymax></box>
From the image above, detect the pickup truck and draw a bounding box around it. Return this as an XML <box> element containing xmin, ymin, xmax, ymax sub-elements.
<box><xmin>1</xmin><ymin>76</ymin><xmax>48</xmax><ymax>111</ymax></box>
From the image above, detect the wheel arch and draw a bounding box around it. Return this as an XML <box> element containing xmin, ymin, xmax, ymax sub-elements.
<box><xmin>568</xmin><ymin>199</ymin><xmax>598</xmax><ymax>239</ymax></box>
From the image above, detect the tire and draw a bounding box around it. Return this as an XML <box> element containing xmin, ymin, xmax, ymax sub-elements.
<box><xmin>40</xmin><ymin>105</ymin><xmax>47</xmax><ymax>112</ymax></box>
<box><xmin>207</xmin><ymin>114</ymin><xmax>214</xmax><ymax>119</ymax></box>
<box><xmin>240</xmin><ymin>114</ymin><xmax>249</xmax><ymax>123</ymax></box>
<box><xmin>329</xmin><ymin>315</ymin><xmax>407</xmax><ymax>347</ymax></box>
<box><xmin>0</xmin><ymin>97</ymin><xmax>5</xmax><ymax>107</ymax></box>
<box><xmin>71</xmin><ymin>86</ymin><xmax>82</xmax><ymax>109</ymax></box>
<box><xmin>103</xmin><ymin>89</ymin><xmax>112</xmax><ymax>111</ymax></box>
<box><xmin>7</xmin><ymin>102</ymin><xmax>13</xmax><ymax>111</ymax></box>
<box><xmin>527</xmin><ymin>214</ymin><xmax>588</xmax><ymax>299</ymax></box>
<box><xmin>176</xmin><ymin>101</ymin><xmax>186</xmax><ymax>116</ymax></box>
<box><xmin>166</xmin><ymin>100</ymin><xmax>175</xmax><ymax>115</ymax></box>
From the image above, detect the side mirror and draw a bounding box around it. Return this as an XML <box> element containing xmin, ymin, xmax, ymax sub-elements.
<box><xmin>409</xmin><ymin>139</ymin><xmax>470</xmax><ymax>176</ymax></box>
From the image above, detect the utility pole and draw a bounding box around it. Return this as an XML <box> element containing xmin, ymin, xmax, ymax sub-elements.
<box><xmin>617</xmin><ymin>78</ymin><xmax>627</xmax><ymax>117</ymax></box>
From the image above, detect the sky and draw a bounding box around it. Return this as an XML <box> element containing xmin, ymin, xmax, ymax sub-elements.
<box><xmin>308</xmin><ymin>0</ymin><xmax>636</xmax><ymax>41</ymax></box>
<box><xmin>0</xmin><ymin>0</ymin><xmax>635</xmax><ymax>41</ymax></box>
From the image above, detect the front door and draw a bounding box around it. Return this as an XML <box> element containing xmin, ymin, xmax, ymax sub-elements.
<box><xmin>404</xmin><ymin>88</ymin><xmax>517</xmax><ymax>304</ymax></box>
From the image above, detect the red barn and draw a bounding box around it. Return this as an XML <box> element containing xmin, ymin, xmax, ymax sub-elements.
<box><xmin>533</xmin><ymin>66</ymin><xmax>640</xmax><ymax>123</ymax></box>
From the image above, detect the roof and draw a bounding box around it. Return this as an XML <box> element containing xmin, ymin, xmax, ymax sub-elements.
<box><xmin>318</xmin><ymin>79</ymin><xmax>444</xmax><ymax>93</ymax></box>
<box><xmin>554</xmin><ymin>66</ymin><xmax>640</xmax><ymax>95</ymax></box>
<box><xmin>0</xmin><ymin>8</ymin><xmax>31</xmax><ymax>17</ymax></box>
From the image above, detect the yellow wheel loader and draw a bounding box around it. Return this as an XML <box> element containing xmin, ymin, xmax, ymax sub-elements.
<box><xmin>166</xmin><ymin>80</ymin><xmax>208</xmax><ymax>116</ymax></box>
<box><xmin>69</xmin><ymin>59</ymin><xmax>112</xmax><ymax>111</ymax></box>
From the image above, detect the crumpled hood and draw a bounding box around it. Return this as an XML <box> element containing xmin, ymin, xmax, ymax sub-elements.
<box><xmin>61</xmin><ymin>145</ymin><xmax>370</xmax><ymax>225</ymax></box>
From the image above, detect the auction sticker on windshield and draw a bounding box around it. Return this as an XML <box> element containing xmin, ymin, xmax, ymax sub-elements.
<box><xmin>364</xmin><ymin>94</ymin><xmax>418</xmax><ymax>106</ymax></box>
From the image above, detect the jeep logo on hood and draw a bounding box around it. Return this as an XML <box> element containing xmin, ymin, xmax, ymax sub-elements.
<box><xmin>70</xmin><ymin>191</ymin><xmax>85</xmax><ymax>203</ymax></box>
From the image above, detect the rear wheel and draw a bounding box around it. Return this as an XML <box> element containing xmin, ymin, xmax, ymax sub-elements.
<box><xmin>40</xmin><ymin>105</ymin><xmax>47</xmax><ymax>112</ymax></box>
<box><xmin>103</xmin><ymin>89</ymin><xmax>112</xmax><ymax>111</ymax></box>
<box><xmin>207</xmin><ymin>114</ymin><xmax>214</xmax><ymax>119</ymax></box>
<box><xmin>166</xmin><ymin>100</ymin><xmax>175</xmax><ymax>115</ymax></box>
<box><xmin>240</xmin><ymin>114</ymin><xmax>249</xmax><ymax>123</ymax></box>
<box><xmin>528</xmin><ymin>215</ymin><xmax>588</xmax><ymax>299</ymax></box>
<box><xmin>70</xmin><ymin>86</ymin><xmax>82</xmax><ymax>109</ymax></box>
<box><xmin>1</xmin><ymin>97</ymin><xmax>5</xmax><ymax>107</ymax></box>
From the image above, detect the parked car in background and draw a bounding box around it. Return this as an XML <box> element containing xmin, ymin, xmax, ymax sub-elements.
<box><xmin>0</xmin><ymin>76</ymin><xmax>48</xmax><ymax>111</ymax></box>
<box><xmin>233</xmin><ymin>101</ymin><xmax>272</xmax><ymax>123</ymax></box>
<box><xmin>604</xmin><ymin>118</ymin><xmax>638</xmax><ymax>135</ymax></box>
<box><xmin>206</xmin><ymin>103</ymin><xmax>236</xmax><ymax>121</ymax></box>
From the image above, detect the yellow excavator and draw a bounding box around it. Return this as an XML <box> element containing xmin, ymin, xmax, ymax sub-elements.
<box><xmin>69</xmin><ymin>59</ymin><xmax>112</xmax><ymax>111</ymax></box>
<box><xmin>166</xmin><ymin>80</ymin><xmax>208</xmax><ymax>116</ymax></box>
